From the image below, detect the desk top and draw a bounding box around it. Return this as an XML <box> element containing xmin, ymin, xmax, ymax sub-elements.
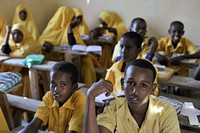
<box><xmin>158</xmin><ymin>75</ymin><xmax>200</xmax><ymax>91</ymax></box>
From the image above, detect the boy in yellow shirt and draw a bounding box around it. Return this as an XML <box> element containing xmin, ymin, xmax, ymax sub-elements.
<box><xmin>156</xmin><ymin>21</ymin><xmax>198</xmax><ymax>76</ymax></box>
<box><xmin>21</xmin><ymin>62</ymin><xmax>86</xmax><ymax>133</ymax></box>
<box><xmin>84</xmin><ymin>59</ymin><xmax>180</xmax><ymax>133</ymax></box>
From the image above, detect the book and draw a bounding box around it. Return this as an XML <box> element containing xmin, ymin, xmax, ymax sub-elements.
<box><xmin>72</xmin><ymin>44</ymin><xmax>102</xmax><ymax>55</ymax></box>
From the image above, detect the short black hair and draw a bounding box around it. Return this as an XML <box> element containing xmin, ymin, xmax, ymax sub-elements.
<box><xmin>121</xmin><ymin>31</ymin><xmax>143</xmax><ymax>49</ymax></box>
<box><xmin>130</xmin><ymin>17</ymin><xmax>146</xmax><ymax>28</ymax></box>
<box><xmin>170</xmin><ymin>21</ymin><xmax>184</xmax><ymax>29</ymax></box>
<box><xmin>51</xmin><ymin>61</ymin><xmax>78</xmax><ymax>84</ymax></box>
<box><xmin>125</xmin><ymin>59</ymin><xmax>156</xmax><ymax>82</ymax></box>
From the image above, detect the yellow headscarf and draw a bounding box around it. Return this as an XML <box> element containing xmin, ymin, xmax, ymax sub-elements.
<box><xmin>12</xmin><ymin>4</ymin><xmax>40</xmax><ymax>41</ymax></box>
<box><xmin>9</xmin><ymin>23</ymin><xmax>41</xmax><ymax>58</ymax></box>
<box><xmin>0</xmin><ymin>15</ymin><xmax>7</xmax><ymax>46</ymax></box>
<box><xmin>73</xmin><ymin>8</ymin><xmax>89</xmax><ymax>35</ymax></box>
<box><xmin>99</xmin><ymin>11</ymin><xmax>128</xmax><ymax>41</ymax></box>
<box><xmin>39</xmin><ymin>7</ymin><xmax>85</xmax><ymax>46</ymax></box>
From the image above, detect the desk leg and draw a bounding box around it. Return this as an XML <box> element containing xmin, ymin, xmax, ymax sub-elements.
<box><xmin>41</xmin><ymin>71</ymin><xmax>50</xmax><ymax>93</ymax></box>
<box><xmin>29</xmin><ymin>68</ymin><xmax>39</xmax><ymax>99</ymax></box>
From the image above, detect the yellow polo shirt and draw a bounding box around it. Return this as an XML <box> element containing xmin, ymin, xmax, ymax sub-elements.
<box><xmin>97</xmin><ymin>95</ymin><xmax>180</xmax><ymax>133</ymax></box>
<box><xmin>105</xmin><ymin>59</ymin><xmax>159</xmax><ymax>96</ymax></box>
<box><xmin>0</xmin><ymin>107</ymin><xmax>9</xmax><ymax>132</ymax></box>
<box><xmin>157</xmin><ymin>37</ymin><xmax>198</xmax><ymax>76</ymax></box>
<box><xmin>35</xmin><ymin>91</ymin><xmax>86</xmax><ymax>133</ymax></box>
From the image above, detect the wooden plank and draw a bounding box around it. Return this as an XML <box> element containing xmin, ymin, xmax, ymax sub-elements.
<box><xmin>7</xmin><ymin>94</ymin><xmax>42</xmax><ymax>113</ymax></box>
<box><xmin>158</xmin><ymin>75</ymin><xmax>200</xmax><ymax>91</ymax></box>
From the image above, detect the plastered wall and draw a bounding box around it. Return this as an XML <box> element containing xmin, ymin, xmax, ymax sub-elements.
<box><xmin>0</xmin><ymin>0</ymin><xmax>199</xmax><ymax>47</ymax></box>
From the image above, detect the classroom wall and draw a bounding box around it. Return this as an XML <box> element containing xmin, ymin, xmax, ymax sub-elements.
<box><xmin>0</xmin><ymin>0</ymin><xmax>200</xmax><ymax>47</ymax></box>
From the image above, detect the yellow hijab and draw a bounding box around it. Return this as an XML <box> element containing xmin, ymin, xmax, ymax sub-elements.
<box><xmin>73</xmin><ymin>8</ymin><xmax>89</xmax><ymax>35</ymax></box>
<box><xmin>12</xmin><ymin>4</ymin><xmax>40</xmax><ymax>41</ymax></box>
<box><xmin>9</xmin><ymin>23</ymin><xmax>41</xmax><ymax>58</ymax></box>
<box><xmin>99</xmin><ymin>11</ymin><xmax>128</xmax><ymax>41</ymax></box>
<box><xmin>0</xmin><ymin>15</ymin><xmax>7</xmax><ymax>46</ymax></box>
<box><xmin>39</xmin><ymin>7</ymin><xmax>85</xmax><ymax>46</ymax></box>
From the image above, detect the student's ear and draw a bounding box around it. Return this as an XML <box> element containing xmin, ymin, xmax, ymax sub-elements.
<box><xmin>121</xmin><ymin>78</ymin><xmax>125</xmax><ymax>90</ymax></box>
<box><xmin>72</xmin><ymin>83</ymin><xmax>79</xmax><ymax>91</ymax></box>
<box><xmin>182</xmin><ymin>30</ymin><xmax>185</xmax><ymax>35</ymax></box>
<box><xmin>150</xmin><ymin>83</ymin><xmax>157</xmax><ymax>95</ymax></box>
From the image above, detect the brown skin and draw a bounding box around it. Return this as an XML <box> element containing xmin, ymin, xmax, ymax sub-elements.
<box><xmin>84</xmin><ymin>66</ymin><xmax>156</xmax><ymax>132</ymax></box>
<box><xmin>19</xmin><ymin>10</ymin><xmax>27</xmax><ymax>21</ymax></box>
<box><xmin>12</xmin><ymin>29</ymin><xmax>23</xmax><ymax>43</ymax></box>
<box><xmin>21</xmin><ymin>71</ymin><xmax>78</xmax><ymax>133</ymax></box>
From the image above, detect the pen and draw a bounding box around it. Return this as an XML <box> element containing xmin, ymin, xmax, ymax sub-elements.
<box><xmin>111</xmin><ymin>92</ymin><xmax>123</xmax><ymax>104</ymax></box>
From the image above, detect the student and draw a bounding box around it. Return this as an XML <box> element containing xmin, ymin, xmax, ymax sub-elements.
<box><xmin>1</xmin><ymin>24</ymin><xmax>41</xmax><ymax>97</ymax></box>
<box><xmin>156</xmin><ymin>21</ymin><xmax>198</xmax><ymax>76</ymax></box>
<box><xmin>0</xmin><ymin>108</ymin><xmax>9</xmax><ymax>132</ymax></box>
<box><xmin>105</xmin><ymin>31</ymin><xmax>159</xmax><ymax>96</ymax></box>
<box><xmin>39</xmin><ymin>7</ymin><xmax>97</xmax><ymax>87</ymax></box>
<box><xmin>72</xmin><ymin>8</ymin><xmax>89</xmax><ymax>35</ymax></box>
<box><xmin>90</xmin><ymin>11</ymin><xmax>128</xmax><ymax>68</ymax></box>
<box><xmin>84</xmin><ymin>59</ymin><xmax>180</xmax><ymax>133</ymax></box>
<box><xmin>12</xmin><ymin>4</ymin><xmax>40</xmax><ymax>41</ymax></box>
<box><xmin>0</xmin><ymin>15</ymin><xmax>7</xmax><ymax>47</ymax></box>
<box><xmin>21</xmin><ymin>61</ymin><xmax>86</xmax><ymax>133</ymax></box>
<box><xmin>112</xmin><ymin>17</ymin><xmax>158</xmax><ymax>62</ymax></box>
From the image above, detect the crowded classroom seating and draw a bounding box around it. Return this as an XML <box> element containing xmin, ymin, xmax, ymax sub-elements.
<box><xmin>0</xmin><ymin>1</ymin><xmax>200</xmax><ymax>132</ymax></box>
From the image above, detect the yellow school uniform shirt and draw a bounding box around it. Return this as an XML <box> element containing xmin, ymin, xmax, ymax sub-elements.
<box><xmin>157</xmin><ymin>37</ymin><xmax>198</xmax><ymax>76</ymax></box>
<box><xmin>35</xmin><ymin>90</ymin><xmax>86</xmax><ymax>133</ymax></box>
<box><xmin>97</xmin><ymin>95</ymin><xmax>180</xmax><ymax>133</ymax></box>
<box><xmin>0</xmin><ymin>107</ymin><xmax>10</xmax><ymax>133</ymax></box>
<box><xmin>12</xmin><ymin>4</ymin><xmax>40</xmax><ymax>41</ymax></box>
<box><xmin>105</xmin><ymin>59</ymin><xmax>159</xmax><ymax>96</ymax></box>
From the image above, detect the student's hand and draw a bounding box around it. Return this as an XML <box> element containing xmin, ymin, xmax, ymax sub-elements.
<box><xmin>155</xmin><ymin>52</ymin><xmax>169</xmax><ymax>66</ymax></box>
<box><xmin>87</xmin><ymin>79</ymin><xmax>113</xmax><ymax>99</ymax></box>
<box><xmin>42</xmin><ymin>42</ymin><xmax>53</xmax><ymax>53</ymax></box>
<box><xmin>170</xmin><ymin>56</ymin><xmax>184</xmax><ymax>66</ymax></box>
<box><xmin>6</xmin><ymin>24</ymin><xmax>11</xmax><ymax>33</ymax></box>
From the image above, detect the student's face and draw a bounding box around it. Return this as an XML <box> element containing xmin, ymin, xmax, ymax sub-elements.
<box><xmin>120</xmin><ymin>37</ymin><xmax>141</xmax><ymax>63</ymax></box>
<box><xmin>19</xmin><ymin>10</ymin><xmax>27</xmax><ymax>21</ymax></box>
<box><xmin>12</xmin><ymin>29</ymin><xmax>23</xmax><ymax>43</ymax></box>
<box><xmin>130</xmin><ymin>20</ymin><xmax>147</xmax><ymax>39</ymax></box>
<box><xmin>50</xmin><ymin>70</ymin><xmax>77</xmax><ymax>106</ymax></box>
<box><xmin>122</xmin><ymin>66</ymin><xmax>156</xmax><ymax>109</ymax></box>
<box><xmin>168</xmin><ymin>24</ymin><xmax>184</xmax><ymax>45</ymax></box>
<box><xmin>75</xmin><ymin>15</ymin><xmax>83</xmax><ymax>25</ymax></box>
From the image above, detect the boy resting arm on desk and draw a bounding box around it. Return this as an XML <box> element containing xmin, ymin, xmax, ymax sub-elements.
<box><xmin>21</xmin><ymin>61</ymin><xmax>86</xmax><ymax>133</ymax></box>
<box><xmin>84</xmin><ymin>59</ymin><xmax>180</xmax><ymax>133</ymax></box>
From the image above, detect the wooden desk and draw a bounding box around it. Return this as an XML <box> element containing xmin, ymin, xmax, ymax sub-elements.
<box><xmin>158</xmin><ymin>75</ymin><xmax>200</xmax><ymax>91</ymax></box>
<box><xmin>181</xmin><ymin>59</ymin><xmax>200</xmax><ymax>68</ymax></box>
<box><xmin>159</xmin><ymin>92</ymin><xmax>200</xmax><ymax>132</ymax></box>
<box><xmin>0</xmin><ymin>58</ymin><xmax>57</xmax><ymax>99</ymax></box>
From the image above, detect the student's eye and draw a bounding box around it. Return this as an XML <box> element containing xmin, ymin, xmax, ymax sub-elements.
<box><xmin>61</xmin><ymin>82</ymin><xmax>67</xmax><ymax>87</ymax></box>
<box><xmin>126</xmin><ymin>81</ymin><xmax>135</xmax><ymax>86</ymax></box>
<box><xmin>141</xmin><ymin>83</ymin><xmax>148</xmax><ymax>90</ymax></box>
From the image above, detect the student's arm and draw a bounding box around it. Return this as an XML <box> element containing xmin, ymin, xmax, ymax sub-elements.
<box><xmin>2</xmin><ymin>24</ymin><xmax>11</xmax><ymax>54</ymax></box>
<box><xmin>155</xmin><ymin>52</ymin><xmax>169</xmax><ymax>66</ymax></box>
<box><xmin>84</xmin><ymin>79</ymin><xmax>113</xmax><ymax>133</ymax></box>
<box><xmin>68</xmin><ymin>23</ymin><xmax>76</xmax><ymax>45</ymax></box>
<box><xmin>146</xmin><ymin>37</ymin><xmax>158</xmax><ymax>61</ymax></box>
<box><xmin>194</xmin><ymin>64</ymin><xmax>200</xmax><ymax>80</ymax></box>
<box><xmin>170</xmin><ymin>51</ymin><xmax>200</xmax><ymax>65</ymax></box>
<box><xmin>20</xmin><ymin>117</ymin><xmax>42</xmax><ymax>133</ymax></box>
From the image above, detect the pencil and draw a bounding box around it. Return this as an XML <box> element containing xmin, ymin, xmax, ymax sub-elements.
<box><xmin>111</xmin><ymin>92</ymin><xmax>123</xmax><ymax>104</ymax></box>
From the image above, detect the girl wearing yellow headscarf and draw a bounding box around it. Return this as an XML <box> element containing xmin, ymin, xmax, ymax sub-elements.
<box><xmin>73</xmin><ymin>8</ymin><xmax>89</xmax><ymax>35</ymax></box>
<box><xmin>1</xmin><ymin>23</ymin><xmax>41</xmax><ymax>97</ymax></box>
<box><xmin>39</xmin><ymin>7</ymin><xmax>97</xmax><ymax>87</ymax></box>
<box><xmin>12</xmin><ymin>4</ymin><xmax>40</xmax><ymax>41</ymax></box>
<box><xmin>96</xmin><ymin>11</ymin><xmax>128</xmax><ymax>68</ymax></box>
<box><xmin>0</xmin><ymin>15</ymin><xmax>7</xmax><ymax>47</ymax></box>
